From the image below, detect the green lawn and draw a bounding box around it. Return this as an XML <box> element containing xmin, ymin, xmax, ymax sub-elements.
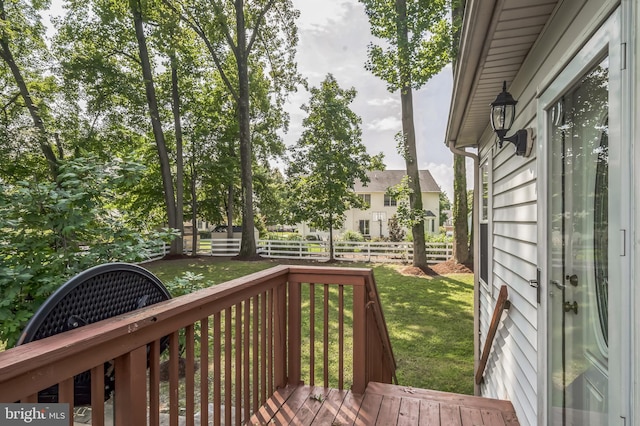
<box><xmin>145</xmin><ymin>257</ymin><xmax>475</xmax><ymax>395</ymax></box>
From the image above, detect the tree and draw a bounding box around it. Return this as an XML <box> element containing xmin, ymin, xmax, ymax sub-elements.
<box><xmin>451</xmin><ymin>0</ymin><xmax>469</xmax><ymax>264</ymax></box>
<box><xmin>439</xmin><ymin>191</ymin><xmax>451</xmax><ymax>230</ymax></box>
<box><xmin>387</xmin><ymin>214</ymin><xmax>406</xmax><ymax>242</ymax></box>
<box><xmin>453</xmin><ymin>152</ymin><xmax>469</xmax><ymax>262</ymax></box>
<box><xmin>129</xmin><ymin>0</ymin><xmax>182</xmax><ymax>254</ymax></box>
<box><xmin>360</xmin><ymin>0</ymin><xmax>454</xmax><ymax>269</ymax></box>
<box><xmin>165</xmin><ymin>0</ymin><xmax>300</xmax><ymax>258</ymax></box>
<box><xmin>0</xmin><ymin>0</ymin><xmax>61</xmax><ymax>179</ymax></box>
<box><xmin>286</xmin><ymin>74</ymin><xmax>383</xmax><ymax>261</ymax></box>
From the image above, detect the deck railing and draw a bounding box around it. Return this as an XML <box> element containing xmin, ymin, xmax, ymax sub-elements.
<box><xmin>0</xmin><ymin>265</ymin><xmax>396</xmax><ymax>426</ymax></box>
<box><xmin>475</xmin><ymin>285</ymin><xmax>511</xmax><ymax>385</ymax></box>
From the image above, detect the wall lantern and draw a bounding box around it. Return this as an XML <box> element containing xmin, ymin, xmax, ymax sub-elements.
<box><xmin>490</xmin><ymin>81</ymin><xmax>534</xmax><ymax>157</ymax></box>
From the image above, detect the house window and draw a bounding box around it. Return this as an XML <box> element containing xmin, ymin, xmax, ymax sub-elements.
<box><xmin>480</xmin><ymin>160</ymin><xmax>489</xmax><ymax>284</ymax></box>
<box><xmin>359</xmin><ymin>220</ymin><xmax>370</xmax><ymax>236</ymax></box>
<box><xmin>384</xmin><ymin>194</ymin><xmax>397</xmax><ymax>206</ymax></box>
<box><xmin>358</xmin><ymin>194</ymin><xmax>371</xmax><ymax>207</ymax></box>
<box><xmin>481</xmin><ymin>161</ymin><xmax>489</xmax><ymax>221</ymax></box>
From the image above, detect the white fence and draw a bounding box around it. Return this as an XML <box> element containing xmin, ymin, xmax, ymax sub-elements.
<box><xmin>176</xmin><ymin>239</ymin><xmax>453</xmax><ymax>264</ymax></box>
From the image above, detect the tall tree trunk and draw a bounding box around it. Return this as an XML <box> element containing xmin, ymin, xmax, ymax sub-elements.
<box><xmin>170</xmin><ymin>53</ymin><xmax>185</xmax><ymax>255</ymax></box>
<box><xmin>235</xmin><ymin>0</ymin><xmax>257</xmax><ymax>258</ymax></box>
<box><xmin>396</xmin><ymin>0</ymin><xmax>427</xmax><ymax>269</ymax></box>
<box><xmin>0</xmin><ymin>1</ymin><xmax>58</xmax><ymax>179</ymax></box>
<box><xmin>190</xmin><ymin>159</ymin><xmax>198</xmax><ymax>256</ymax></box>
<box><xmin>130</xmin><ymin>0</ymin><xmax>178</xmax><ymax>253</ymax></box>
<box><xmin>453</xmin><ymin>152</ymin><xmax>469</xmax><ymax>263</ymax></box>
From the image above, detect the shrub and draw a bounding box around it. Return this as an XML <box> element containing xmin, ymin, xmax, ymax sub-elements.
<box><xmin>340</xmin><ymin>230</ymin><xmax>365</xmax><ymax>242</ymax></box>
<box><xmin>0</xmin><ymin>156</ymin><xmax>176</xmax><ymax>347</ymax></box>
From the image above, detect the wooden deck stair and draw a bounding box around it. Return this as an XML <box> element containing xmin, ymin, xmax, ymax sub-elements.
<box><xmin>250</xmin><ymin>382</ymin><xmax>520</xmax><ymax>425</ymax></box>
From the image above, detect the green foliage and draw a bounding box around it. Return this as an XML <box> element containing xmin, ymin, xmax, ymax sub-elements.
<box><xmin>164</xmin><ymin>272</ymin><xmax>206</xmax><ymax>297</ymax></box>
<box><xmin>360</xmin><ymin>0</ymin><xmax>455</xmax><ymax>92</ymax></box>
<box><xmin>439</xmin><ymin>191</ymin><xmax>451</xmax><ymax>226</ymax></box>
<box><xmin>286</xmin><ymin>74</ymin><xmax>384</xmax><ymax>239</ymax></box>
<box><xmin>0</xmin><ymin>156</ymin><xmax>176</xmax><ymax>346</ymax></box>
<box><xmin>387</xmin><ymin>214</ymin><xmax>406</xmax><ymax>242</ymax></box>
<box><xmin>425</xmin><ymin>233</ymin><xmax>453</xmax><ymax>243</ymax></box>
<box><xmin>340</xmin><ymin>230</ymin><xmax>365</xmax><ymax>242</ymax></box>
<box><xmin>386</xmin><ymin>175</ymin><xmax>427</xmax><ymax>227</ymax></box>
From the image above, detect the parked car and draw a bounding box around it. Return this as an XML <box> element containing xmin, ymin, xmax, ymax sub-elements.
<box><xmin>213</xmin><ymin>225</ymin><xmax>242</xmax><ymax>233</ymax></box>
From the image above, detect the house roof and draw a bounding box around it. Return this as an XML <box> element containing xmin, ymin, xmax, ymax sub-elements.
<box><xmin>354</xmin><ymin>170</ymin><xmax>440</xmax><ymax>193</ymax></box>
<box><xmin>445</xmin><ymin>0</ymin><xmax>559</xmax><ymax>148</ymax></box>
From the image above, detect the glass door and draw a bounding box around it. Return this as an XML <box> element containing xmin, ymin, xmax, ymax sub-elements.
<box><xmin>548</xmin><ymin>58</ymin><xmax>609</xmax><ymax>425</ymax></box>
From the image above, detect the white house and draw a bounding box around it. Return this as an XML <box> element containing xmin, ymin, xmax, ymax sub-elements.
<box><xmin>446</xmin><ymin>1</ymin><xmax>637</xmax><ymax>425</ymax></box>
<box><xmin>297</xmin><ymin>170</ymin><xmax>441</xmax><ymax>239</ymax></box>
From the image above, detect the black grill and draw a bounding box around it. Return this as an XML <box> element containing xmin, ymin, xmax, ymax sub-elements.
<box><xmin>17</xmin><ymin>263</ymin><xmax>172</xmax><ymax>405</ymax></box>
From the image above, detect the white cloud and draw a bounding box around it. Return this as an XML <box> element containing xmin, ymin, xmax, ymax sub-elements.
<box><xmin>366</xmin><ymin>116</ymin><xmax>401</xmax><ymax>132</ymax></box>
<box><xmin>367</xmin><ymin>97</ymin><xmax>400</xmax><ymax>107</ymax></box>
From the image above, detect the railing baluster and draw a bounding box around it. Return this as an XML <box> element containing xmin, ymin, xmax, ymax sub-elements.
<box><xmin>90</xmin><ymin>365</ymin><xmax>105</xmax><ymax>426</ymax></box>
<box><xmin>253</xmin><ymin>295</ymin><xmax>259</xmax><ymax>413</ymax></box>
<box><xmin>339</xmin><ymin>285</ymin><xmax>344</xmax><ymax>390</ymax></box>
<box><xmin>235</xmin><ymin>303</ymin><xmax>242</xmax><ymax>426</ymax></box>
<box><xmin>225</xmin><ymin>308</ymin><xmax>232</xmax><ymax>426</ymax></box>
<box><xmin>200</xmin><ymin>318</ymin><xmax>209</xmax><ymax>426</ymax></box>
<box><xmin>288</xmin><ymin>281</ymin><xmax>301</xmax><ymax>386</ymax></box>
<box><xmin>268</xmin><ymin>288</ymin><xmax>274</xmax><ymax>394</ymax></box>
<box><xmin>149</xmin><ymin>340</ymin><xmax>160</xmax><ymax>426</ymax></box>
<box><xmin>169</xmin><ymin>331</ymin><xmax>180</xmax><ymax>426</ymax></box>
<box><xmin>352</xmin><ymin>282</ymin><xmax>366</xmax><ymax>394</ymax></box>
<box><xmin>214</xmin><ymin>312</ymin><xmax>222</xmax><ymax>426</ymax></box>
<box><xmin>309</xmin><ymin>283</ymin><xmax>315</xmax><ymax>386</ymax></box>
<box><xmin>324</xmin><ymin>284</ymin><xmax>330</xmax><ymax>388</ymax></box>
<box><xmin>260</xmin><ymin>291</ymin><xmax>267</xmax><ymax>405</ymax></box>
<box><xmin>244</xmin><ymin>299</ymin><xmax>250</xmax><ymax>422</ymax></box>
<box><xmin>185</xmin><ymin>324</ymin><xmax>195</xmax><ymax>426</ymax></box>
<box><xmin>273</xmin><ymin>283</ymin><xmax>287</xmax><ymax>389</ymax></box>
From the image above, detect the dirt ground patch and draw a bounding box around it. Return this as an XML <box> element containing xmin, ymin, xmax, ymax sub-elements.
<box><xmin>398</xmin><ymin>259</ymin><xmax>473</xmax><ymax>278</ymax></box>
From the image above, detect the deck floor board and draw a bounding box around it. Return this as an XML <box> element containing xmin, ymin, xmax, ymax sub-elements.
<box><xmin>248</xmin><ymin>382</ymin><xmax>520</xmax><ymax>425</ymax></box>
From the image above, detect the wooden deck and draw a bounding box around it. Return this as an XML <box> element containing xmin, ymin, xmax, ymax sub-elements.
<box><xmin>249</xmin><ymin>381</ymin><xmax>519</xmax><ymax>425</ymax></box>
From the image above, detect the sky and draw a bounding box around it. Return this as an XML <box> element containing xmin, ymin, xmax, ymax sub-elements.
<box><xmin>287</xmin><ymin>0</ymin><xmax>471</xmax><ymax>200</ymax></box>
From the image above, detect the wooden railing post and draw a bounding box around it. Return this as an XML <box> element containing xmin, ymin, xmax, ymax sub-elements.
<box><xmin>114</xmin><ymin>346</ymin><xmax>147</xmax><ymax>426</ymax></box>
<box><xmin>352</xmin><ymin>280</ymin><xmax>367</xmax><ymax>394</ymax></box>
<box><xmin>287</xmin><ymin>282</ymin><xmax>302</xmax><ymax>386</ymax></box>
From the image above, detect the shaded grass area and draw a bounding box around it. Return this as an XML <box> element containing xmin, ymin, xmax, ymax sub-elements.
<box><xmin>145</xmin><ymin>257</ymin><xmax>474</xmax><ymax>395</ymax></box>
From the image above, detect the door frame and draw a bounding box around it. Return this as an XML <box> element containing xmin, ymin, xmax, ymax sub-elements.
<box><xmin>536</xmin><ymin>8</ymin><xmax>631</xmax><ymax>425</ymax></box>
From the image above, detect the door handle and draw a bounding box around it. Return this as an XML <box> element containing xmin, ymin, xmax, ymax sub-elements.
<box><xmin>566</xmin><ymin>274</ymin><xmax>578</xmax><ymax>287</ymax></box>
<box><xmin>564</xmin><ymin>301</ymin><xmax>578</xmax><ymax>314</ymax></box>
<box><xmin>551</xmin><ymin>280</ymin><xmax>565</xmax><ymax>290</ymax></box>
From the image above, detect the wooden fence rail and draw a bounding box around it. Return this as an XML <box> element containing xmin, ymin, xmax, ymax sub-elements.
<box><xmin>0</xmin><ymin>265</ymin><xmax>396</xmax><ymax>426</ymax></box>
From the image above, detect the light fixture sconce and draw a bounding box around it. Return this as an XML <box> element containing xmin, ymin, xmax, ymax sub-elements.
<box><xmin>490</xmin><ymin>81</ymin><xmax>534</xmax><ymax>157</ymax></box>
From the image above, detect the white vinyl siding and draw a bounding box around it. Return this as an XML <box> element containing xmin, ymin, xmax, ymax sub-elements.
<box><xmin>474</xmin><ymin>1</ymin><xmax>621</xmax><ymax>425</ymax></box>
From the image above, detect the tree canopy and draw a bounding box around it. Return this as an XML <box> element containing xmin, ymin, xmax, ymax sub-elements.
<box><xmin>286</xmin><ymin>74</ymin><xmax>383</xmax><ymax>260</ymax></box>
<box><xmin>359</xmin><ymin>0</ymin><xmax>456</xmax><ymax>269</ymax></box>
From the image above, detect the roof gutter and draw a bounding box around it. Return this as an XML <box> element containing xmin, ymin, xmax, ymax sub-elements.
<box><xmin>445</xmin><ymin>0</ymin><xmax>499</xmax><ymax>148</ymax></box>
<box><xmin>447</xmin><ymin>140</ymin><xmax>481</xmax><ymax>396</ymax></box>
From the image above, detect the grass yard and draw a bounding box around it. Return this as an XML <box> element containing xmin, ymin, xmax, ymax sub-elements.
<box><xmin>145</xmin><ymin>257</ymin><xmax>475</xmax><ymax>396</ymax></box>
